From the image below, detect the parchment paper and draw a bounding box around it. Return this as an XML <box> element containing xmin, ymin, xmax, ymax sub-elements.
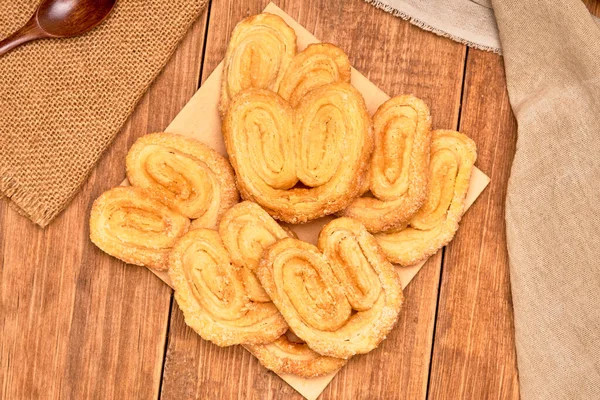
<box><xmin>122</xmin><ymin>3</ymin><xmax>490</xmax><ymax>399</ymax></box>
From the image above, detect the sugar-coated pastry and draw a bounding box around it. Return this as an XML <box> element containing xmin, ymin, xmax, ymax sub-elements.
<box><xmin>278</xmin><ymin>43</ymin><xmax>351</xmax><ymax>107</ymax></box>
<box><xmin>245</xmin><ymin>331</ymin><xmax>346</xmax><ymax>378</ymax></box>
<box><xmin>342</xmin><ymin>95</ymin><xmax>431</xmax><ymax>233</ymax></box>
<box><xmin>257</xmin><ymin>217</ymin><xmax>403</xmax><ymax>359</ymax></box>
<box><xmin>169</xmin><ymin>228</ymin><xmax>288</xmax><ymax>347</ymax></box>
<box><xmin>375</xmin><ymin>130</ymin><xmax>477</xmax><ymax>266</ymax></box>
<box><xmin>220</xmin><ymin>12</ymin><xmax>297</xmax><ymax>116</ymax></box>
<box><xmin>224</xmin><ymin>83</ymin><xmax>373</xmax><ymax>224</ymax></box>
<box><xmin>219</xmin><ymin>201</ymin><xmax>293</xmax><ymax>303</ymax></box>
<box><xmin>126</xmin><ymin>132</ymin><xmax>239</xmax><ymax>229</ymax></box>
<box><xmin>89</xmin><ymin>186</ymin><xmax>190</xmax><ymax>271</ymax></box>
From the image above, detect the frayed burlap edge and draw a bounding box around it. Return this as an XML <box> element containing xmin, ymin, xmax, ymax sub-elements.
<box><xmin>364</xmin><ymin>0</ymin><xmax>502</xmax><ymax>54</ymax></box>
<box><xmin>0</xmin><ymin>173</ymin><xmax>47</xmax><ymax>223</ymax></box>
<box><xmin>0</xmin><ymin>1</ymin><xmax>208</xmax><ymax>228</ymax></box>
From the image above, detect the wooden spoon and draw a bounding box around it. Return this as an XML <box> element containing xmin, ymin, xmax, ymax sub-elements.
<box><xmin>0</xmin><ymin>0</ymin><xmax>117</xmax><ymax>57</ymax></box>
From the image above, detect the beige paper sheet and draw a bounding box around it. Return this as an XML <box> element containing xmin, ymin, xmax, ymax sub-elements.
<box><xmin>123</xmin><ymin>3</ymin><xmax>490</xmax><ymax>399</ymax></box>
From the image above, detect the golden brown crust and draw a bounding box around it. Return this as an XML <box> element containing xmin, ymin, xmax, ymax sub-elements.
<box><xmin>375</xmin><ymin>130</ymin><xmax>477</xmax><ymax>266</ymax></box>
<box><xmin>168</xmin><ymin>228</ymin><xmax>288</xmax><ymax>347</ymax></box>
<box><xmin>218</xmin><ymin>201</ymin><xmax>293</xmax><ymax>303</ymax></box>
<box><xmin>342</xmin><ymin>95</ymin><xmax>432</xmax><ymax>233</ymax></box>
<box><xmin>89</xmin><ymin>186</ymin><xmax>190</xmax><ymax>271</ymax></box>
<box><xmin>245</xmin><ymin>331</ymin><xmax>346</xmax><ymax>378</ymax></box>
<box><xmin>126</xmin><ymin>132</ymin><xmax>239</xmax><ymax>229</ymax></box>
<box><xmin>257</xmin><ymin>217</ymin><xmax>403</xmax><ymax>359</ymax></box>
<box><xmin>219</xmin><ymin>12</ymin><xmax>297</xmax><ymax>117</ymax></box>
<box><xmin>278</xmin><ymin>43</ymin><xmax>351</xmax><ymax>107</ymax></box>
<box><xmin>224</xmin><ymin>83</ymin><xmax>373</xmax><ymax>224</ymax></box>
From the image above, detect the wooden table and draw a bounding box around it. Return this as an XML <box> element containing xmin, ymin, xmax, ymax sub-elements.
<box><xmin>10</xmin><ymin>1</ymin><xmax>597</xmax><ymax>398</ymax></box>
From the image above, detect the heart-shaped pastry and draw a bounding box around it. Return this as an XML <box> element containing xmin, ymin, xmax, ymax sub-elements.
<box><xmin>375</xmin><ymin>130</ymin><xmax>477</xmax><ymax>266</ymax></box>
<box><xmin>168</xmin><ymin>201</ymin><xmax>291</xmax><ymax>346</ymax></box>
<box><xmin>126</xmin><ymin>132</ymin><xmax>239</xmax><ymax>229</ymax></box>
<box><xmin>224</xmin><ymin>82</ymin><xmax>373</xmax><ymax>224</ymax></box>
<box><xmin>89</xmin><ymin>186</ymin><xmax>190</xmax><ymax>270</ymax></box>
<box><xmin>257</xmin><ymin>217</ymin><xmax>403</xmax><ymax>359</ymax></box>
<box><xmin>342</xmin><ymin>95</ymin><xmax>432</xmax><ymax>232</ymax></box>
<box><xmin>220</xmin><ymin>13</ymin><xmax>297</xmax><ymax>116</ymax></box>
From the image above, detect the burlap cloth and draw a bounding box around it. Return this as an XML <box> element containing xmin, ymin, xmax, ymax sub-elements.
<box><xmin>0</xmin><ymin>0</ymin><xmax>208</xmax><ymax>227</ymax></box>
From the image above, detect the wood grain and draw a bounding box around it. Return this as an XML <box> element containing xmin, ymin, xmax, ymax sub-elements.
<box><xmin>1</xmin><ymin>1</ymin><xmax>535</xmax><ymax>399</ymax></box>
<box><xmin>0</xmin><ymin>10</ymin><xmax>209</xmax><ymax>400</ymax></box>
<box><xmin>428</xmin><ymin>50</ymin><xmax>520</xmax><ymax>399</ymax></box>
<box><xmin>583</xmin><ymin>0</ymin><xmax>600</xmax><ymax>15</ymax></box>
<box><xmin>160</xmin><ymin>1</ymin><xmax>467</xmax><ymax>399</ymax></box>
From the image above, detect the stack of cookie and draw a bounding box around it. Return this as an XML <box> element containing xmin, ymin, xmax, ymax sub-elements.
<box><xmin>89</xmin><ymin>12</ymin><xmax>477</xmax><ymax>378</ymax></box>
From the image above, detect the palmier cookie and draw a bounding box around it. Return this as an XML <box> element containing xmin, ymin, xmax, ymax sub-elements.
<box><xmin>218</xmin><ymin>201</ymin><xmax>292</xmax><ymax>303</ymax></box>
<box><xmin>218</xmin><ymin>202</ymin><xmax>345</xmax><ymax>376</ymax></box>
<box><xmin>169</xmin><ymin>201</ymin><xmax>293</xmax><ymax>347</ymax></box>
<box><xmin>89</xmin><ymin>186</ymin><xmax>190</xmax><ymax>271</ymax></box>
<box><xmin>220</xmin><ymin>12</ymin><xmax>297</xmax><ymax>116</ymax></box>
<box><xmin>375</xmin><ymin>130</ymin><xmax>477</xmax><ymax>266</ymax></box>
<box><xmin>126</xmin><ymin>132</ymin><xmax>239</xmax><ymax>230</ymax></box>
<box><xmin>224</xmin><ymin>83</ymin><xmax>373</xmax><ymax>224</ymax></box>
<box><xmin>257</xmin><ymin>217</ymin><xmax>403</xmax><ymax>359</ymax></box>
<box><xmin>245</xmin><ymin>331</ymin><xmax>346</xmax><ymax>378</ymax></box>
<box><xmin>342</xmin><ymin>95</ymin><xmax>432</xmax><ymax>232</ymax></box>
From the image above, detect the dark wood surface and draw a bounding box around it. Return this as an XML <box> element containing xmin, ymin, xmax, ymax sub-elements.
<box><xmin>1</xmin><ymin>0</ymin><xmax>554</xmax><ymax>398</ymax></box>
<box><xmin>428</xmin><ymin>49</ymin><xmax>519</xmax><ymax>400</ymax></box>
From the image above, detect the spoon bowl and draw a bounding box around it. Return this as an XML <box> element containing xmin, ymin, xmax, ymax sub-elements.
<box><xmin>0</xmin><ymin>0</ymin><xmax>116</xmax><ymax>56</ymax></box>
<box><xmin>38</xmin><ymin>0</ymin><xmax>117</xmax><ymax>37</ymax></box>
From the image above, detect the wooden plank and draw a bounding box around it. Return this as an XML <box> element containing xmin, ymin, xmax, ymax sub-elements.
<box><xmin>0</xmin><ymin>11</ymin><xmax>209</xmax><ymax>400</ymax></box>
<box><xmin>160</xmin><ymin>1</ymin><xmax>467</xmax><ymax>399</ymax></box>
<box><xmin>583</xmin><ymin>0</ymin><xmax>600</xmax><ymax>15</ymax></box>
<box><xmin>427</xmin><ymin>49</ymin><xmax>520</xmax><ymax>399</ymax></box>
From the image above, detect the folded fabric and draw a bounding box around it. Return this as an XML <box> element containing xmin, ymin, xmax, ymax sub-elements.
<box><xmin>365</xmin><ymin>0</ymin><xmax>599</xmax><ymax>53</ymax></box>
<box><xmin>0</xmin><ymin>0</ymin><xmax>207</xmax><ymax>226</ymax></box>
<box><xmin>492</xmin><ymin>0</ymin><xmax>600</xmax><ymax>398</ymax></box>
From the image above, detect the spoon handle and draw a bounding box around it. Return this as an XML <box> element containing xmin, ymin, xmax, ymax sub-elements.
<box><xmin>0</xmin><ymin>14</ymin><xmax>47</xmax><ymax>57</ymax></box>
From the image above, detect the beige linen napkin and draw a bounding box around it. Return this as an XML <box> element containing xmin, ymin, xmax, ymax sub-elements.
<box><xmin>0</xmin><ymin>0</ymin><xmax>208</xmax><ymax>227</ymax></box>
<box><xmin>491</xmin><ymin>0</ymin><xmax>600</xmax><ymax>398</ymax></box>
<box><xmin>365</xmin><ymin>0</ymin><xmax>600</xmax><ymax>54</ymax></box>
<box><xmin>365</xmin><ymin>0</ymin><xmax>501</xmax><ymax>52</ymax></box>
